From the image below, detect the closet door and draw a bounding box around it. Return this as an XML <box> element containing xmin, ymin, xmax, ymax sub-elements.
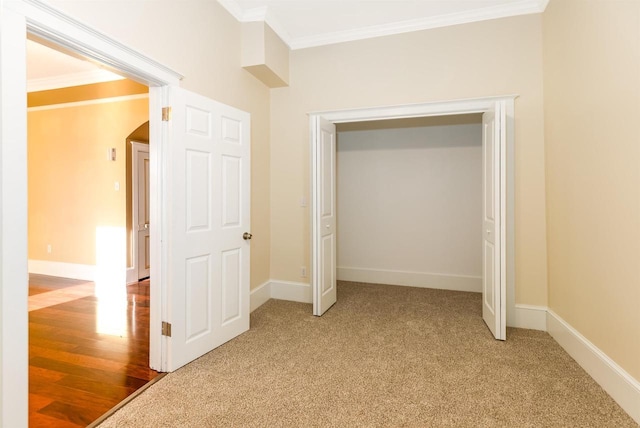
<box><xmin>482</xmin><ymin>103</ymin><xmax>506</xmax><ymax>340</ymax></box>
<box><xmin>312</xmin><ymin>117</ymin><xmax>337</xmax><ymax>316</ymax></box>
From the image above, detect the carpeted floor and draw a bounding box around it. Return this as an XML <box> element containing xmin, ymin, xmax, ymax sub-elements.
<box><xmin>99</xmin><ymin>281</ymin><xmax>637</xmax><ymax>427</ymax></box>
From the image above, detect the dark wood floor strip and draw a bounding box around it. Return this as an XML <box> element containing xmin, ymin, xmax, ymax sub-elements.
<box><xmin>29</xmin><ymin>275</ymin><xmax>160</xmax><ymax>427</ymax></box>
<box><xmin>86</xmin><ymin>373</ymin><xmax>167</xmax><ymax>428</ymax></box>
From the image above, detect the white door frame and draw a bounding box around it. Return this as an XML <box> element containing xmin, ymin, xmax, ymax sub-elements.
<box><xmin>0</xmin><ymin>1</ymin><xmax>182</xmax><ymax>424</ymax></box>
<box><xmin>131</xmin><ymin>141</ymin><xmax>150</xmax><ymax>282</ymax></box>
<box><xmin>309</xmin><ymin>95</ymin><xmax>516</xmax><ymax>326</ymax></box>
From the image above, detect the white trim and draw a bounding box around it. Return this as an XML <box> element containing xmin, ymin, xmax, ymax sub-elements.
<box><xmin>270</xmin><ymin>280</ymin><xmax>313</xmax><ymax>303</ymax></box>
<box><xmin>313</xmin><ymin>96</ymin><xmax>518</xmax><ymax>123</ymax></box>
<box><xmin>28</xmin><ymin>260</ymin><xmax>96</xmax><ymax>281</ymax></box>
<box><xmin>0</xmin><ymin>7</ymin><xmax>29</xmax><ymax>425</ymax></box>
<box><xmin>217</xmin><ymin>0</ymin><xmax>549</xmax><ymax>50</ymax></box>
<box><xmin>512</xmin><ymin>304</ymin><xmax>547</xmax><ymax>331</ymax></box>
<box><xmin>310</xmin><ymin>96</ymin><xmax>516</xmax><ymax>334</ymax></box>
<box><xmin>126</xmin><ymin>267</ymin><xmax>137</xmax><ymax>285</ymax></box>
<box><xmin>27</xmin><ymin>68</ymin><xmax>124</xmax><ymax>92</ymax></box>
<box><xmin>547</xmin><ymin>309</ymin><xmax>640</xmax><ymax>424</ymax></box>
<box><xmin>27</xmin><ymin>93</ymin><xmax>148</xmax><ymax>112</ymax></box>
<box><xmin>249</xmin><ymin>280</ymin><xmax>312</xmax><ymax>312</ymax></box>
<box><xmin>250</xmin><ymin>281</ymin><xmax>271</xmax><ymax>312</ymax></box>
<box><xmin>1</xmin><ymin>1</ymin><xmax>182</xmax><ymax>421</ymax></box>
<box><xmin>337</xmin><ymin>267</ymin><xmax>481</xmax><ymax>293</ymax></box>
<box><xmin>16</xmin><ymin>0</ymin><xmax>183</xmax><ymax>85</ymax></box>
<box><xmin>289</xmin><ymin>1</ymin><xmax>548</xmax><ymax>50</ymax></box>
<box><xmin>216</xmin><ymin>0</ymin><xmax>245</xmax><ymax>21</ymax></box>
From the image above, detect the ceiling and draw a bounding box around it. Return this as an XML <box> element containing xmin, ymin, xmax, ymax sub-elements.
<box><xmin>27</xmin><ymin>0</ymin><xmax>548</xmax><ymax>91</ymax></box>
<box><xmin>27</xmin><ymin>39</ymin><xmax>123</xmax><ymax>92</ymax></box>
<box><xmin>218</xmin><ymin>0</ymin><xmax>549</xmax><ymax>49</ymax></box>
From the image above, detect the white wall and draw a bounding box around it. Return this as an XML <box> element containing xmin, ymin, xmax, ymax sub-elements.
<box><xmin>336</xmin><ymin>116</ymin><xmax>482</xmax><ymax>292</ymax></box>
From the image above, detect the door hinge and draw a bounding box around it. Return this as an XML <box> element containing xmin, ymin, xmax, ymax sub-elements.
<box><xmin>161</xmin><ymin>321</ymin><xmax>172</xmax><ymax>337</ymax></box>
<box><xmin>162</xmin><ymin>106</ymin><xmax>172</xmax><ymax>122</ymax></box>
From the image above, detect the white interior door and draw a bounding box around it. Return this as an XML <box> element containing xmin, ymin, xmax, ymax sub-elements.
<box><xmin>312</xmin><ymin>117</ymin><xmax>337</xmax><ymax>316</ymax></box>
<box><xmin>166</xmin><ymin>87</ymin><xmax>251</xmax><ymax>371</ymax></box>
<box><xmin>482</xmin><ymin>104</ymin><xmax>506</xmax><ymax>340</ymax></box>
<box><xmin>136</xmin><ymin>147</ymin><xmax>150</xmax><ymax>280</ymax></box>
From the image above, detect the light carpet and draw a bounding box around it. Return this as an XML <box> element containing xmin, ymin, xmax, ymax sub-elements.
<box><xmin>99</xmin><ymin>281</ymin><xmax>637</xmax><ymax>427</ymax></box>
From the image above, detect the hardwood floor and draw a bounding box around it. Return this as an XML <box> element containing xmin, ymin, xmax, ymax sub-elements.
<box><xmin>29</xmin><ymin>274</ymin><xmax>160</xmax><ymax>427</ymax></box>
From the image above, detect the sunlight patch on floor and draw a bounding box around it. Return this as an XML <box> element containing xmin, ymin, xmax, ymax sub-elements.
<box><xmin>28</xmin><ymin>282</ymin><xmax>95</xmax><ymax>311</ymax></box>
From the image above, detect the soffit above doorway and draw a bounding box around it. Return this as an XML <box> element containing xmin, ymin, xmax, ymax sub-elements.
<box><xmin>218</xmin><ymin>0</ymin><xmax>549</xmax><ymax>50</ymax></box>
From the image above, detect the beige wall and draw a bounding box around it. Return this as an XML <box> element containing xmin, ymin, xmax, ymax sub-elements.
<box><xmin>270</xmin><ymin>14</ymin><xmax>548</xmax><ymax>306</ymax></box>
<box><xmin>47</xmin><ymin>0</ymin><xmax>272</xmax><ymax>289</ymax></box>
<box><xmin>543</xmin><ymin>0</ymin><xmax>640</xmax><ymax>379</ymax></box>
<box><xmin>28</xmin><ymin>96</ymin><xmax>148</xmax><ymax>265</ymax></box>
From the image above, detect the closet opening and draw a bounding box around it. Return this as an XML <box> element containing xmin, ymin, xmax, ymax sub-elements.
<box><xmin>309</xmin><ymin>96</ymin><xmax>515</xmax><ymax>340</ymax></box>
<box><xmin>335</xmin><ymin>114</ymin><xmax>483</xmax><ymax>296</ymax></box>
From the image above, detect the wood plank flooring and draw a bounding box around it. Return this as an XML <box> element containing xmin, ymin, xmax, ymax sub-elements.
<box><xmin>29</xmin><ymin>274</ymin><xmax>160</xmax><ymax>427</ymax></box>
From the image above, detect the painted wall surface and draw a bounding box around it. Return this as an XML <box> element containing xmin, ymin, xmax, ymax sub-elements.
<box><xmin>543</xmin><ymin>0</ymin><xmax>640</xmax><ymax>379</ymax></box>
<box><xmin>47</xmin><ymin>0</ymin><xmax>272</xmax><ymax>289</ymax></box>
<box><xmin>28</xmin><ymin>96</ymin><xmax>148</xmax><ymax>265</ymax></box>
<box><xmin>270</xmin><ymin>14</ymin><xmax>548</xmax><ymax>306</ymax></box>
<box><xmin>336</xmin><ymin>117</ymin><xmax>482</xmax><ymax>288</ymax></box>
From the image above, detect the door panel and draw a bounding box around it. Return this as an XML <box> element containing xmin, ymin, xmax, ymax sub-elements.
<box><xmin>321</xmin><ymin>234</ymin><xmax>335</xmax><ymax>295</ymax></box>
<box><xmin>222</xmin><ymin>155</ymin><xmax>241</xmax><ymax>227</ymax></box>
<box><xmin>185</xmin><ymin>255</ymin><xmax>211</xmax><ymax>342</ymax></box>
<box><xmin>167</xmin><ymin>87</ymin><xmax>251</xmax><ymax>371</ymax></box>
<box><xmin>186</xmin><ymin>150</ymin><xmax>211</xmax><ymax>230</ymax></box>
<box><xmin>313</xmin><ymin>117</ymin><xmax>337</xmax><ymax>315</ymax></box>
<box><xmin>482</xmin><ymin>104</ymin><xmax>506</xmax><ymax>340</ymax></box>
<box><xmin>221</xmin><ymin>248</ymin><xmax>241</xmax><ymax>324</ymax></box>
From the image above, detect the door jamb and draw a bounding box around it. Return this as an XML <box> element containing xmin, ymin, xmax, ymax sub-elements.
<box><xmin>309</xmin><ymin>95</ymin><xmax>516</xmax><ymax>327</ymax></box>
<box><xmin>1</xmin><ymin>1</ymin><xmax>182</xmax><ymax>424</ymax></box>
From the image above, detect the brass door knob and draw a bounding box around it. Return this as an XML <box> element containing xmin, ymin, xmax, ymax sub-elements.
<box><xmin>243</xmin><ymin>232</ymin><xmax>253</xmax><ymax>240</ymax></box>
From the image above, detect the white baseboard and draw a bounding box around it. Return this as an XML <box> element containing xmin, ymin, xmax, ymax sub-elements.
<box><xmin>337</xmin><ymin>267</ymin><xmax>481</xmax><ymax>293</ymax></box>
<box><xmin>28</xmin><ymin>259</ymin><xmax>96</xmax><ymax>281</ymax></box>
<box><xmin>250</xmin><ymin>281</ymin><xmax>271</xmax><ymax>312</ymax></box>
<box><xmin>547</xmin><ymin>309</ymin><xmax>640</xmax><ymax>424</ymax></box>
<box><xmin>249</xmin><ymin>280</ymin><xmax>312</xmax><ymax>312</ymax></box>
<box><xmin>511</xmin><ymin>304</ymin><xmax>547</xmax><ymax>331</ymax></box>
<box><xmin>270</xmin><ymin>280</ymin><xmax>313</xmax><ymax>303</ymax></box>
<box><xmin>126</xmin><ymin>267</ymin><xmax>137</xmax><ymax>285</ymax></box>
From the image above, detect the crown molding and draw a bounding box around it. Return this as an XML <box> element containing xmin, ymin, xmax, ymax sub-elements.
<box><xmin>289</xmin><ymin>0</ymin><xmax>549</xmax><ymax>49</ymax></box>
<box><xmin>27</xmin><ymin>69</ymin><xmax>124</xmax><ymax>92</ymax></box>
<box><xmin>218</xmin><ymin>0</ymin><xmax>292</xmax><ymax>47</ymax></box>
<box><xmin>263</xmin><ymin>8</ymin><xmax>293</xmax><ymax>45</ymax></box>
<box><xmin>217</xmin><ymin>0</ymin><xmax>549</xmax><ymax>50</ymax></box>
<box><xmin>243</xmin><ymin>5</ymin><xmax>268</xmax><ymax>21</ymax></box>
<box><xmin>216</xmin><ymin>0</ymin><xmax>246</xmax><ymax>21</ymax></box>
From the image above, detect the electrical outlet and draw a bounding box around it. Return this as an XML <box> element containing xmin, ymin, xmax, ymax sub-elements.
<box><xmin>47</xmin><ymin>244</ymin><xmax>52</xmax><ymax>254</ymax></box>
<box><xmin>301</xmin><ymin>266</ymin><xmax>307</xmax><ymax>278</ymax></box>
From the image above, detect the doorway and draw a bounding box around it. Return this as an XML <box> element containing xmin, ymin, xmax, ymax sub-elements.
<box><xmin>130</xmin><ymin>139</ymin><xmax>150</xmax><ymax>282</ymax></box>
<box><xmin>26</xmin><ymin>39</ymin><xmax>159</xmax><ymax>426</ymax></box>
<box><xmin>0</xmin><ymin>2</ymin><xmax>182</xmax><ymax>424</ymax></box>
<box><xmin>309</xmin><ymin>97</ymin><xmax>515</xmax><ymax>340</ymax></box>
<box><xmin>3</xmin><ymin>3</ymin><xmax>254</xmax><ymax>425</ymax></box>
